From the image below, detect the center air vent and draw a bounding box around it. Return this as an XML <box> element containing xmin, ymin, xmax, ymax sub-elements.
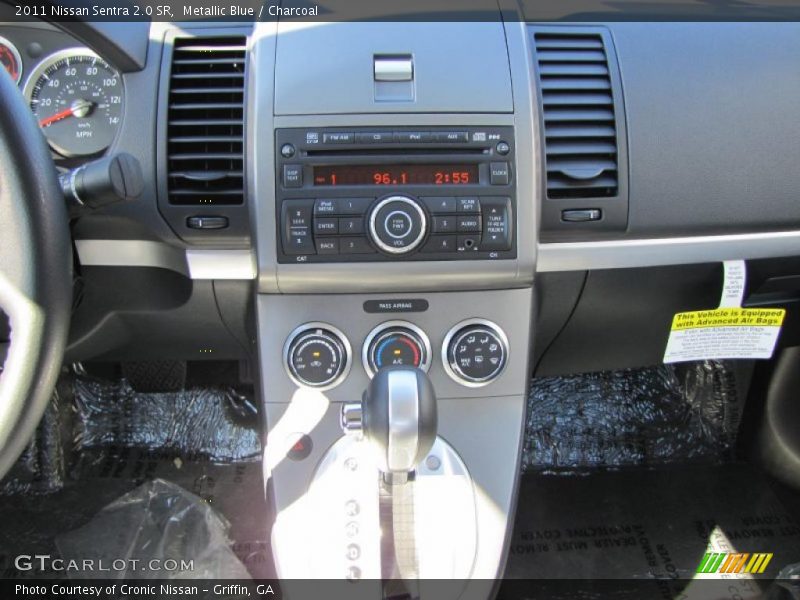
<box><xmin>533</xmin><ymin>32</ymin><xmax>619</xmax><ymax>200</ymax></box>
<box><xmin>167</xmin><ymin>36</ymin><xmax>246</xmax><ymax>206</ymax></box>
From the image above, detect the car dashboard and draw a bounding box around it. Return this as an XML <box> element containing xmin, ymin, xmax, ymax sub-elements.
<box><xmin>2</xmin><ymin>4</ymin><xmax>800</xmax><ymax>586</ymax></box>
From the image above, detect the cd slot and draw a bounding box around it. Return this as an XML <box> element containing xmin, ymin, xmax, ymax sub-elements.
<box><xmin>304</xmin><ymin>147</ymin><xmax>487</xmax><ymax>157</ymax></box>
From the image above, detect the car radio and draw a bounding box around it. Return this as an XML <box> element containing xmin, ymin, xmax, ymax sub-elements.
<box><xmin>275</xmin><ymin>127</ymin><xmax>516</xmax><ymax>263</ymax></box>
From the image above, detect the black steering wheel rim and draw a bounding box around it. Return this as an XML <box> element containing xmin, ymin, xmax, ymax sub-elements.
<box><xmin>0</xmin><ymin>68</ymin><xmax>72</xmax><ymax>480</ymax></box>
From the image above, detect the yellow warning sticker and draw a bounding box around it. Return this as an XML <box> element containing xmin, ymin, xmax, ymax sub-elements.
<box><xmin>664</xmin><ymin>308</ymin><xmax>786</xmax><ymax>363</ymax></box>
<box><xmin>671</xmin><ymin>308</ymin><xmax>785</xmax><ymax>331</ymax></box>
<box><xmin>664</xmin><ymin>261</ymin><xmax>786</xmax><ymax>363</ymax></box>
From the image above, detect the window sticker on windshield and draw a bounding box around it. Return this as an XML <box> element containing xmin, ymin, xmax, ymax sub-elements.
<box><xmin>663</xmin><ymin>260</ymin><xmax>785</xmax><ymax>363</ymax></box>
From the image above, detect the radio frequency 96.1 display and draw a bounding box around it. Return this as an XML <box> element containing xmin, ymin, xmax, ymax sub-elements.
<box><xmin>313</xmin><ymin>164</ymin><xmax>478</xmax><ymax>186</ymax></box>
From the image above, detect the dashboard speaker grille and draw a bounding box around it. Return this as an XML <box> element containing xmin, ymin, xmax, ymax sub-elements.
<box><xmin>167</xmin><ymin>36</ymin><xmax>246</xmax><ymax>206</ymax></box>
<box><xmin>533</xmin><ymin>32</ymin><xmax>619</xmax><ymax>199</ymax></box>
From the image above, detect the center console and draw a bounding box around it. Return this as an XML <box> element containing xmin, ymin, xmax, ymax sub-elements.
<box><xmin>249</xmin><ymin>18</ymin><xmax>538</xmax><ymax>598</ymax></box>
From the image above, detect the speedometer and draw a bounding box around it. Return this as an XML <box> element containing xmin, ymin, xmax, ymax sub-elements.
<box><xmin>24</xmin><ymin>49</ymin><xmax>123</xmax><ymax>157</ymax></box>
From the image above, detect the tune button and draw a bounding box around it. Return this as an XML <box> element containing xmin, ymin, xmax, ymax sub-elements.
<box><xmin>443</xmin><ymin>319</ymin><xmax>509</xmax><ymax>387</ymax></box>
<box><xmin>368</xmin><ymin>196</ymin><xmax>428</xmax><ymax>255</ymax></box>
<box><xmin>284</xmin><ymin>323</ymin><xmax>351</xmax><ymax>390</ymax></box>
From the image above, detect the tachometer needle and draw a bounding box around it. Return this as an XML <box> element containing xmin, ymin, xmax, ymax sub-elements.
<box><xmin>39</xmin><ymin>107</ymin><xmax>74</xmax><ymax>127</ymax></box>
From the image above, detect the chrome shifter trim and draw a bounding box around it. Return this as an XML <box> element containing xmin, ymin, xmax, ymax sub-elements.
<box><xmin>387</xmin><ymin>370</ymin><xmax>420</xmax><ymax>473</ymax></box>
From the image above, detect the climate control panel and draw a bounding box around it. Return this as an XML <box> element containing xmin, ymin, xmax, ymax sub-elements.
<box><xmin>283</xmin><ymin>319</ymin><xmax>508</xmax><ymax>390</ymax></box>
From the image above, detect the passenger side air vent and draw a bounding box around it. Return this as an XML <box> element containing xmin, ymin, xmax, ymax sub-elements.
<box><xmin>533</xmin><ymin>32</ymin><xmax>619</xmax><ymax>199</ymax></box>
<box><xmin>167</xmin><ymin>36</ymin><xmax>246</xmax><ymax>206</ymax></box>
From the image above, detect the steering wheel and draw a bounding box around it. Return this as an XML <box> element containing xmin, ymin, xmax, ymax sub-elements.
<box><xmin>0</xmin><ymin>69</ymin><xmax>72</xmax><ymax>480</ymax></box>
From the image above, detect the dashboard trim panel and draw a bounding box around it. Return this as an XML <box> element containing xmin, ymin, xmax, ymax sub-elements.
<box><xmin>537</xmin><ymin>230</ymin><xmax>800</xmax><ymax>272</ymax></box>
<box><xmin>74</xmin><ymin>240</ymin><xmax>256</xmax><ymax>280</ymax></box>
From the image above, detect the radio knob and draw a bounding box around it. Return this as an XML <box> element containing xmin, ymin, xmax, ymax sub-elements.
<box><xmin>368</xmin><ymin>195</ymin><xmax>428</xmax><ymax>255</ymax></box>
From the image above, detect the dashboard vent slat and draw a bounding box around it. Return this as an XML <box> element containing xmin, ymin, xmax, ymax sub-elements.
<box><xmin>166</xmin><ymin>36</ymin><xmax>246</xmax><ymax>206</ymax></box>
<box><xmin>534</xmin><ymin>32</ymin><xmax>620</xmax><ymax>199</ymax></box>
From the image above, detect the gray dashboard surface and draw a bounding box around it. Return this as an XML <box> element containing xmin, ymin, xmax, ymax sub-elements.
<box><xmin>610</xmin><ymin>22</ymin><xmax>800</xmax><ymax>237</ymax></box>
<box><xmin>273</xmin><ymin>21</ymin><xmax>513</xmax><ymax>114</ymax></box>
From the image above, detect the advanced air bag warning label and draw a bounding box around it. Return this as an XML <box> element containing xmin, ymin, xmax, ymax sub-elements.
<box><xmin>663</xmin><ymin>260</ymin><xmax>785</xmax><ymax>363</ymax></box>
<box><xmin>664</xmin><ymin>308</ymin><xmax>785</xmax><ymax>363</ymax></box>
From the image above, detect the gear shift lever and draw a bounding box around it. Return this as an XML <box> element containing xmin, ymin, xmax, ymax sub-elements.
<box><xmin>341</xmin><ymin>366</ymin><xmax>437</xmax><ymax>484</ymax></box>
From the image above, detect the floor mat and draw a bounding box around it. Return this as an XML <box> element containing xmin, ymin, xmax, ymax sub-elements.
<box><xmin>0</xmin><ymin>452</ymin><xmax>273</xmax><ymax>579</ymax></box>
<box><xmin>502</xmin><ymin>464</ymin><xmax>800</xmax><ymax>599</ymax></box>
<box><xmin>0</xmin><ymin>375</ymin><xmax>272</xmax><ymax>580</ymax></box>
<box><xmin>523</xmin><ymin>361</ymin><xmax>750</xmax><ymax>472</ymax></box>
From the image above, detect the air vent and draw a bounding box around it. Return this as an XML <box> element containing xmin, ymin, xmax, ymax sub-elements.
<box><xmin>534</xmin><ymin>32</ymin><xmax>619</xmax><ymax>199</ymax></box>
<box><xmin>167</xmin><ymin>36</ymin><xmax>246</xmax><ymax>206</ymax></box>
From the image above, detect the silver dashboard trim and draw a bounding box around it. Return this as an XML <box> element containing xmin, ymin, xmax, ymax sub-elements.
<box><xmin>74</xmin><ymin>240</ymin><xmax>256</xmax><ymax>280</ymax></box>
<box><xmin>537</xmin><ymin>230</ymin><xmax>800</xmax><ymax>272</ymax></box>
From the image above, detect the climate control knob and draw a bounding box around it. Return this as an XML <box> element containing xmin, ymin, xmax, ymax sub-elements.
<box><xmin>443</xmin><ymin>319</ymin><xmax>509</xmax><ymax>387</ymax></box>
<box><xmin>363</xmin><ymin>321</ymin><xmax>432</xmax><ymax>377</ymax></box>
<box><xmin>368</xmin><ymin>195</ymin><xmax>428</xmax><ymax>255</ymax></box>
<box><xmin>284</xmin><ymin>323</ymin><xmax>351</xmax><ymax>390</ymax></box>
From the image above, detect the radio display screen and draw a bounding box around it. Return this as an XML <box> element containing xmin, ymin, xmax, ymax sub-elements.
<box><xmin>312</xmin><ymin>164</ymin><xmax>478</xmax><ymax>186</ymax></box>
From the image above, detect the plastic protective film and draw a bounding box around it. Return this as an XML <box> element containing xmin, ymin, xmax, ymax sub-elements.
<box><xmin>522</xmin><ymin>361</ymin><xmax>748</xmax><ymax>472</ymax></box>
<box><xmin>55</xmin><ymin>478</ymin><xmax>251</xmax><ymax>579</ymax></box>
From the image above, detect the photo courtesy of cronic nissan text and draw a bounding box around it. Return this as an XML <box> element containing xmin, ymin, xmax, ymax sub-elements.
<box><xmin>0</xmin><ymin>1</ymin><xmax>798</xmax><ymax>599</ymax></box>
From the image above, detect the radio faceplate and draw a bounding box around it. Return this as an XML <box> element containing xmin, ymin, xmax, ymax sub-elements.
<box><xmin>275</xmin><ymin>127</ymin><xmax>516</xmax><ymax>264</ymax></box>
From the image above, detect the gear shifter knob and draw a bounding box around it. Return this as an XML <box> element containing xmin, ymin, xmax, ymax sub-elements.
<box><xmin>341</xmin><ymin>366</ymin><xmax>437</xmax><ymax>483</ymax></box>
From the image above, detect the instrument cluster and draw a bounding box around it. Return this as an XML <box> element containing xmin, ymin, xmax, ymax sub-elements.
<box><xmin>0</xmin><ymin>29</ymin><xmax>124</xmax><ymax>161</ymax></box>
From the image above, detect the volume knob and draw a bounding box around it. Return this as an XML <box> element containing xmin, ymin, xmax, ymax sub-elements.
<box><xmin>368</xmin><ymin>195</ymin><xmax>428</xmax><ymax>255</ymax></box>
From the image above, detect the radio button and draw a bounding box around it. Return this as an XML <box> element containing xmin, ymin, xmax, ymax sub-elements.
<box><xmin>317</xmin><ymin>239</ymin><xmax>340</xmax><ymax>255</ymax></box>
<box><xmin>421</xmin><ymin>197</ymin><xmax>457</xmax><ymax>214</ymax></box>
<box><xmin>314</xmin><ymin>199</ymin><xmax>338</xmax><ymax>215</ymax></box>
<box><xmin>355</xmin><ymin>132</ymin><xmax>393</xmax><ymax>144</ymax></box>
<box><xmin>433</xmin><ymin>216</ymin><xmax>456</xmax><ymax>233</ymax></box>
<box><xmin>323</xmin><ymin>132</ymin><xmax>355</xmax><ymax>144</ymax></box>
<box><xmin>339</xmin><ymin>217</ymin><xmax>365</xmax><ymax>235</ymax></box>
<box><xmin>457</xmin><ymin>215</ymin><xmax>482</xmax><ymax>233</ymax></box>
<box><xmin>340</xmin><ymin>237</ymin><xmax>376</xmax><ymax>254</ymax></box>
<box><xmin>287</xmin><ymin>228</ymin><xmax>315</xmax><ymax>254</ymax></box>
<box><xmin>457</xmin><ymin>197</ymin><xmax>481</xmax><ymax>213</ymax></box>
<box><xmin>385</xmin><ymin>211</ymin><xmax>414</xmax><ymax>239</ymax></box>
<box><xmin>433</xmin><ymin>131</ymin><xmax>468</xmax><ymax>143</ymax></box>
<box><xmin>283</xmin><ymin>164</ymin><xmax>303</xmax><ymax>188</ymax></box>
<box><xmin>314</xmin><ymin>218</ymin><xmax>338</xmax><ymax>235</ymax></box>
<box><xmin>282</xmin><ymin>200</ymin><xmax>315</xmax><ymax>255</ymax></box>
<box><xmin>422</xmin><ymin>235</ymin><xmax>456</xmax><ymax>253</ymax></box>
<box><xmin>489</xmin><ymin>162</ymin><xmax>510</xmax><ymax>185</ymax></box>
<box><xmin>394</xmin><ymin>131</ymin><xmax>432</xmax><ymax>143</ymax></box>
<box><xmin>339</xmin><ymin>198</ymin><xmax>373</xmax><ymax>215</ymax></box>
<box><xmin>480</xmin><ymin>197</ymin><xmax>512</xmax><ymax>251</ymax></box>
